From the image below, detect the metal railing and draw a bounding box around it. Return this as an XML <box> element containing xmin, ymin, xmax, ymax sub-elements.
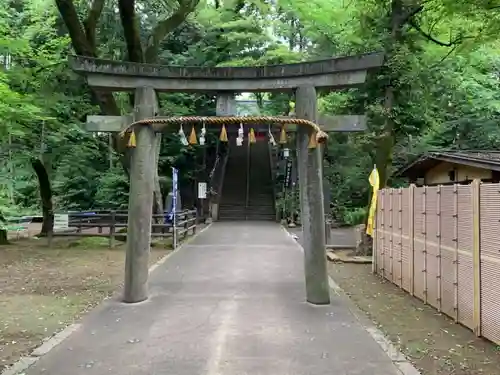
<box><xmin>209</xmin><ymin>146</ymin><xmax>230</xmax><ymax>203</ymax></box>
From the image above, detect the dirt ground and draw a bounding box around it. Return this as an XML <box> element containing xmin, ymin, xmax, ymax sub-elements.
<box><xmin>0</xmin><ymin>236</ymin><xmax>170</xmax><ymax>370</ymax></box>
<box><xmin>328</xmin><ymin>262</ymin><xmax>500</xmax><ymax>375</ymax></box>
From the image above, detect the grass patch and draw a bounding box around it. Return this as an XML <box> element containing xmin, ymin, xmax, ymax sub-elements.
<box><xmin>67</xmin><ymin>236</ymin><xmax>111</xmax><ymax>248</ymax></box>
<box><xmin>0</xmin><ymin>236</ymin><xmax>170</xmax><ymax>370</ymax></box>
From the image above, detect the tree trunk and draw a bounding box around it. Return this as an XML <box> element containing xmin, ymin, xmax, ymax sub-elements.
<box><xmin>57</xmin><ymin>0</ymin><xmax>198</xmax><ymax>220</ymax></box>
<box><xmin>364</xmin><ymin>0</ymin><xmax>405</xmax><ymax>248</ymax></box>
<box><xmin>375</xmin><ymin>0</ymin><xmax>404</xmax><ymax>188</ymax></box>
<box><xmin>375</xmin><ymin>104</ymin><xmax>395</xmax><ymax>188</ymax></box>
<box><xmin>32</xmin><ymin>159</ymin><xmax>54</xmax><ymax>236</ymax></box>
<box><xmin>0</xmin><ymin>229</ymin><xmax>7</xmax><ymax>245</ymax></box>
<box><xmin>0</xmin><ymin>210</ymin><xmax>8</xmax><ymax>244</ymax></box>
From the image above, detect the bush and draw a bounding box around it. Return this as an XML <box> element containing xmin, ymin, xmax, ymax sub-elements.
<box><xmin>93</xmin><ymin>170</ymin><xmax>129</xmax><ymax>210</ymax></box>
<box><xmin>342</xmin><ymin>207</ymin><xmax>367</xmax><ymax>226</ymax></box>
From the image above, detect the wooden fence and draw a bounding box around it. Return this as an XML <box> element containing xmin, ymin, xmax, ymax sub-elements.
<box><xmin>374</xmin><ymin>180</ymin><xmax>500</xmax><ymax>345</ymax></box>
<box><xmin>50</xmin><ymin>209</ymin><xmax>198</xmax><ymax>248</ymax></box>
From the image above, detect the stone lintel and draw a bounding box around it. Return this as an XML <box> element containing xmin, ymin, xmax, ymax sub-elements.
<box><xmin>84</xmin><ymin>71</ymin><xmax>368</xmax><ymax>92</ymax></box>
<box><xmin>70</xmin><ymin>53</ymin><xmax>384</xmax><ymax>80</ymax></box>
<box><xmin>84</xmin><ymin>114</ymin><xmax>367</xmax><ymax>133</ymax></box>
<box><xmin>286</xmin><ymin>115</ymin><xmax>367</xmax><ymax>132</ymax></box>
<box><xmin>85</xmin><ymin>115</ymin><xmax>133</xmax><ymax>132</ymax></box>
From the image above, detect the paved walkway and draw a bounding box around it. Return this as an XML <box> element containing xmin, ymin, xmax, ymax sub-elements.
<box><xmin>24</xmin><ymin>222</ymin><xmax>401</xmax><ymax>375</ymax></box>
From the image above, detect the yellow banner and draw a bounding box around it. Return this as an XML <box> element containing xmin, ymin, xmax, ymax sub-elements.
<box><xmin>366</xmin><ymin>167</ymin><xmax>380</xmax><ymax>237</ymax></box>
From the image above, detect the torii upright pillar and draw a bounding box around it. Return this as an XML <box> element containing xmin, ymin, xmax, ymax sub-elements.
<box><xmin>123</xmin><ymin>86</ymin><xmax>157</xmax><ymax>303</ymax></box>
<box><xmin>295</xmin><ymin>85</ymin><xmax>330</xmax><ymax>305</ymax></box>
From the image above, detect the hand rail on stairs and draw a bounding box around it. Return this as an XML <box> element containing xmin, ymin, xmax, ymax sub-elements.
<box><xmin>267</xmin><ymin>140</ymin><xmax>279</xmax><ymax>222</ymax></box>
<box><xmin>208</xmin><ymin>142</ymin><xmax>230</xmax><ymax>219</ymax></box>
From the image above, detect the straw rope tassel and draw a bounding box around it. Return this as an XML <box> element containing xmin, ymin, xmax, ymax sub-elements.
<box><xmin>307</xmin><ymin>131</ymin><xmax>318</xmax><ymax>149</ymax></box>
<box><xmin>189</xmin><ymin>125</ymin><xmax>198</xmax><ymax>145</ymax></box>
<box><xmin>219</xmin><ymin>124</ymin><xmax>228</xmax><ymax>142</ymax></box>
<box><xmin>268</xmin><ymin>124</ymin><xmax>276</xmax><ymax>146</ymax></box>
<box><xmin>127</xmin><ymin>129</ymin><xmax>137</xmax><ymax>148</ymax></box>
<box><xmin>279</xmin><ymin>126</ymin><xmax>287</xmax><ymax>144</ymax></box>
<box><xmin>199</xmin><ymin>122</ymin><xmax>206</xmax><ymax>145</ymax></box>
<box><xmin>178</xmin><ymin>124</ymin><xmax>188</xmax><ymax>146</ymax></box>
<box><xmin>249</xmin><ymin>128</ymin><xmax>256</xmax><ymax>143</ymax></box>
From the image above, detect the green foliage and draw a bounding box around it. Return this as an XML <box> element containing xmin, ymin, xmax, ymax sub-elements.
<box><xmin>93</xmin><ymin>170</ymin><xmax>130</xmax><ymax>210</ymax></box>
<box><xmin>1</xmin><ymin>0</ymin><xmax>500</xmax><ymax>228</ymax></box>
<box><xmin>342</xmin><ymin>207</ymin><xmax>367</xmax><ymax>227</ymax></box>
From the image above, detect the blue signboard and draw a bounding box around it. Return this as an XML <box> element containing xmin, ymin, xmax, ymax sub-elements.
<box><xmin>172</xmin><ymin>167</ymin><xmax>178</xmax><ymax>248</ymax></box>
<box><xmin>167</xmin><ymin>167</ymin><xmax>178</xmax><ymax>221</ymax></box>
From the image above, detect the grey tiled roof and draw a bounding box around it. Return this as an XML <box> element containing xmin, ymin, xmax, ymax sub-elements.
<box><xmin>434</xmin><ymin>151</ymin><xmax>500</xmax><ymax>163</ymax></box>
<box><xmin>398</xmin><ymin>150</ymin><xmax>500</xmax><ymax>177</ymax></box>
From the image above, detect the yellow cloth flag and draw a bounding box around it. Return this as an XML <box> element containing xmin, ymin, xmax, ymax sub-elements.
<box><xmin>366</xmin><ymin>166</ymin><xmax>380</xmax><ymax>237</ymax></box>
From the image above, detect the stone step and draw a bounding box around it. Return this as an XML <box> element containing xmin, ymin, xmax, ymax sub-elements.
<box><xmin>219</xmin><ymin>206</ymin><xmax>274</xmax><ymax>211</ymax></box>
<box><xmin>218</xmin><ymin>215</ymin><xmax>275</xmax><ymax>221</ymax></box>
<box><xmin>221</xmin><ymin>140</ymin><xmax>275</xmax><ymax>223</ymax></box>
<box><xmin>247</xmin><ymin>213</ymin><xmax>276</xmax><ymax>221</ymax></box>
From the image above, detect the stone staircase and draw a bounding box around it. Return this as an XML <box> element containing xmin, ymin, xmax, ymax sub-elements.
<box><xmin>218</xmin><ymin>138</ymin><xmax>276</xmax><ymax>221</ymax></box>
<box><xmin>247</xmin><ymin>141</ymin><xmax>276</xmax><ymax>221</ymax></box>
<box><xmin>218</xmin><ymin>140</ymin><xmax>248</xmax><ymax>221</ymax></box>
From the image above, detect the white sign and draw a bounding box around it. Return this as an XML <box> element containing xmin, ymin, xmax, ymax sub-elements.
<box><xmin>54</xmin><ymin>214</ymin><xmax>69</xmax><ymax>230</ymax></box>
<box><xmin>198</xmin><ymin>182</ymin><xmax>207</xmax><ymax>199</ymax></box>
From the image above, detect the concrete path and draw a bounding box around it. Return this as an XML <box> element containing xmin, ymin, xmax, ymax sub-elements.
<box><xmin>24</xmin><ymin>222</ymin><xmax>401</xmax><ymax>375</ymax></box>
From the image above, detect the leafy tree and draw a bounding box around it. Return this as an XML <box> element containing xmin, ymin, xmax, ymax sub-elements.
<box><xmin>2</xmin><ymin>0</ymin><xmax>500</xmax><ymax>236</ymax></box>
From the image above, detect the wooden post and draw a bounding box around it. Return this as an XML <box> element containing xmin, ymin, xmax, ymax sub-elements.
<box><xmin>380</xmin><ymin>189</ymin><xmax>385</xmax><ymax>277</ymax></box>
<box><xmin>409</xmin><ymin>184</ymin><xmax>415</xmax><ymax>296</ymax></box>
<box><xmin>398</xmin><ymin>188</ymin><xmax>403</xmax><ymax>287</ymax></box>
<box><xmin>183</xmin><ymin>212</ymin><xmax>188</xmax><ymax>239</ymax></box>
<box><xmin>423</xmin><ymin>186</ymin><xmax>428</xmax><ymax>304</ymax></box>
<box><xmin>372</xmin><ymin>187</ymin><xmax>378</xmax><ymax>274</ymax></box>
<box><xmin>295</xmin><ymin>85</ymin><xmax>330</xmax><ymax>305</ymax></box>
<box><xmin>389</xmin><ymin>189</ymin><xmax>394</xmax><ymax>282</ymax></box>
<box><xmin>123</xmin><ymin>87</ymin><xmax>157</xmax><ymax>303</ymax></box>
<box><xmin>453</xmin><ymin>183</ymin><xmax>459</xmax><ymax>321</ymax></box>
<box><xmin>109</xmin><ymin>210</ymin><xmax>116</xmax><ymax>249</ymax></box>
<box><xmin>436</xmin><ymin>185</ymin><xmax>442</xmax><ymax>312</ymax></box>
<box><xmin>471</xmin><ymin>179</ymin><xmax>481</xmax><ymax>336</ymax></box>
<box><xmin>246</xmin><ymin>131</ymin><xmax>250</xmax><ymax>219</ymax></box>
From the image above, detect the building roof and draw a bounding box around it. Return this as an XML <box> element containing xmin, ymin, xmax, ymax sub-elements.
<box><xmin>398</xmin><ymin>150</ymin><xmax>500</xmax><ymax>178</ymax></box>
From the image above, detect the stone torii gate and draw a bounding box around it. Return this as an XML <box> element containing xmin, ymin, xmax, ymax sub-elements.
<box><xmin>69</xmin><ymin>53</ymin><xmax>383</xmax><ymax>305</ymax></box>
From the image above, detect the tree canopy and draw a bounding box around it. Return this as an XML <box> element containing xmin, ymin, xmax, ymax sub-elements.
<box><xmin>1</xmin><ymin>0</ymin><xmax>499</xmax><ymax>231</ymax></box>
